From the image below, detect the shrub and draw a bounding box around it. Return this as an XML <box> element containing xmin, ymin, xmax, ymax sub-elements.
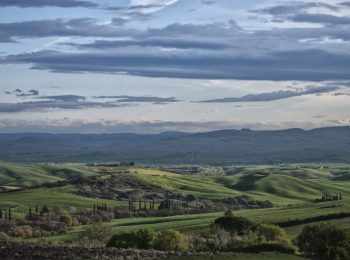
<box><xmin>107</xmin><ymin>232</ymin><xmax>138</xmax><ymax>249</ymax></box>
<box><xmin>135</xmin><ymin>229</ymin><xmax>156</xmax><ymax>249</ymax></box>
<box><xmin>0</xmin><ymin>232</ymin><xmax>10</xmax><ymax>242</ymax></box>
<box><xmin>77</xmin><ymin>222</ymin><xmax>114</xmax><ymax>248</ymax></box>
<box><xmin>107</xmin><ymin>229</ymin><xmax>156</xmax><ymax>249</ymax></box>
<box><xmin>297</xmin><ymin>223</ymin><xmax>350</xmax><ymax>260</ymax></box>
<box><xmin>59</xmin><ymin>215</ymin><xmax>73</xmax><ymax>226</ymax></box>
<box><xmin>155</xmin><ymin>229</ymin><xmax>189</xmax><ymax>251</ymax></box>
<box><xmin>214</xmin><ymin>216</ymin><xmax>255</xmax><ymax>235</ymax></box>
<box><xmin>256</xmin><ymin>224</ymin><xmax>288</xmax><ymax>243</ymax></box>
<box><xmin>7</xmin><ymin>225</ymin><xmax>33</xmax><ymax>238</ymax></box>
<box><xmin>224</xmin><ymin>210</ymin><xmax>234</xmax><ymax>217</ymax></box>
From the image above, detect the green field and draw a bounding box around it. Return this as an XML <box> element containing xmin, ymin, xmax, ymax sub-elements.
<box><xmin>0</xmin><ymin>185</ymin><xmax>127</xmax><ymax>215</ymax></box>
<box><xmin>0</xmin><ymin>162</ymin><xmax>96</xmax><ymax>187</ymax></box>
<box><xmin>127</xmin><ymin>166</ymin><xmax>350</xmax><ymax>206</ymax></box>
<box><xmin>2</xmin><ymin>162</ymin><xmax>350</xmax><ymax>248</ymax></box>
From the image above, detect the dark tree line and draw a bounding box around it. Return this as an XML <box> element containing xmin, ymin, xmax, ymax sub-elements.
<box><xmin>0</xmin><ymin>208</ymin><xmax>12</xmax><ymax>220</ymax></box>
<box><xmin>315</xmin><ymin>193</ymin><xmax>342</xmax><ymax>203</ymax></box>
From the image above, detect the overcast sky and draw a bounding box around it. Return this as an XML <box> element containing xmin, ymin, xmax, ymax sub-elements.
<box><xmin>0</xmin><ymin>0</ymin><xmax>350</xmax><ymax>133</ymax></box>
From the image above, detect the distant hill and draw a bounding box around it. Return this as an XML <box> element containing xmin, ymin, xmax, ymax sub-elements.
<box><xmin>0</xmin><ymin>126</ymin><xmax>349</xmax><ymax>164</ymax></box>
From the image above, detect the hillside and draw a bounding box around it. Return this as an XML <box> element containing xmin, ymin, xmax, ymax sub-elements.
<box><xmin>0</xmin><ymin>162</ymin><xmax>96</xmax><ymax>188</ymax></box>
<box><xmin>2</xmin><ymin>163</ymin><xmax>350</xmax><ymax>208</ymax></box>
<box><xmin>0</xmin><ymin>127</ymin><xmax>349</xmax><ymax>164</ymax></box>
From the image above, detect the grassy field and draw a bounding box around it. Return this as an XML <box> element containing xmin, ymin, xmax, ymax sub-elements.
<box><xmin>125</xmin><ymin>167</ymin><xmax>350</xmax><ymax>206</ymax></box>
<box><xmin>0</xmin><ymin>162</ymin><xmax>96</xmax><ymax>187</ymax></box>
<box><xmin>2</xmin><ymin>162</ymin><xmax>350</xmax><ymax>247</ymax></box>
<box><xmin>0</xmin><ymin>185</ymin><xmax>127</xmax><ymax>213</ymax></box>
<box><xmin>1</xmin><ymin>162</ymin><xmax>350</xmax><ymax>206</ymax></box>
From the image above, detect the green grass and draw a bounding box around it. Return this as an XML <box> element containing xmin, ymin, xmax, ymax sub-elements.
<box><xmin>0</xmin><ymin>185</ymin><xmax>127</xmax><ymax>210</ymax></box>
<box><xmin>126</xmin><ymin>167</ymin><xmax>350</xmax><ymax>206</ymax></box>
<box><xmin>37</xmin><ymin>199</ymin><xmax>350</xmax><ymax>243</ymax></box>
<box><xmin>168</xmin><ymin>252</ymin><xmax>307</xmax><ymax>260</ymax></box>
<box><xmin>0</xmin><ymin>162</ymin><xmax>96</xmax><ymax>187</ymax></box>
<box><xmin>2</xmin><ymin>163</ymin><xmax>350</xmax><ymax>246</ymax></box>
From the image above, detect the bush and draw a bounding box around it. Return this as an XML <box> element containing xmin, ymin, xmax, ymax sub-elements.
<box><xmin>155</xmin><ymin>229</ymin><xmax>189</xmax><ymax>251</ymax></box>
<box><xmin>297</xmin><ymin>223</ymin><xmax>350</xmax><ymax>260</ymax></box>
<box><xmin>7</xmin><ymin>225</ymin><xmax>33</xmax><ymax>238</ymax></box>
<box><xmin>107</xmin><ymin>229</ymin><xmax>156</xmax><ymax>249</ymax></box>
<box><xmin>59</xmin><ymin>215</ymin><xmax>73</xmax><ymax>226</ymax></box>
<box><xmin>214</xmin><ymin>216</ymin><xmax>255</xmax><ymax>235</ymax></box>
<box><xmin>77</xmin><ymin>222</ymin><xmax>114</xmax><ymax>248</ymax></box>
<box><xmin>256</xmin><ymin>224</ymin><xmax>288</xmax><ymax>243</ymax></box>
<box><xmin>107</xmin><ymin>232</ymin><xmax>138</xmax><ymax>249</ymax></box>
<box><xmin>224</xmin><ymin>210</ymin><xmax>234</xmax><ymax>217</ymax></box>
<box><xmin>135</xmin><ymin>229</ymin><xmax>156</xmax><ymax>249</ymax></box>
<box><xmin>0</xmin><ymin>232</ymin><xmax>10</xmax><ymax>242</ymax></box>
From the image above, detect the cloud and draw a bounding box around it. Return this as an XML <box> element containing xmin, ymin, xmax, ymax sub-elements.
<box><xmin>0</xmin><ymin>95</ymin><xmax>128</xmax><ymax>113</ymax></box>
<box><xmin>5</xmin><ymin>89</ymin><xmax>40</xmax><ymax>97</ymax></box>
<box><xmin>2</xmin><ymin>15</ymin><xmax>350</xmax><ymax>81</ymax></box>
<box><xmin>0</xmin><ymin>94</ymin><xmax>179</xmax><ymax>113</ymax></box>
<box><xmin>95</xmin><ymin>95</ymin><xmax>179</xmax><ymax>103</ymax></box>
<box><xmin>201</xmin><ymin>0</ymin><xmax>216</xmax><ymax>5</ymax></box>
<box><xmin>252</xmin><ymin>2</ymin><xmax>350</xmax><ymax>25</ymax></box>
<box><xmin>38</xmin><ymin>95</ymin><xmax>86</xmax><ymax>102</ymax></box>
<box><xmin>202</xmin><ymin>85</ymin><xmax>340</xmax><ymax>103</ymax></box>
<box><xmin>291</xmin><ymin>13</ymin><xmax>350</xmax><ymax>25</ymax></box>
<box><xmin>0</xmin><ymin>0</ymin><xmax>98</xmax><ymax>8</ymax></box>
<box><xmin>5</xmin><ymin>48</ymin><xmax>350</xmax><ymax>81</ymax></box>
<box><xmin>70</xmin><ymin>38</ymin><xmax>231</xmax><ymax>50</ymax></box>
<box><xmin>0</xmin><ymin>18</ymin><xmax>138</xmax><ymax>42</ymax></box>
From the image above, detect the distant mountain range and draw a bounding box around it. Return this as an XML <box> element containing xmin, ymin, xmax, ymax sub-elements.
<box><xmin>0</xmin><ymin>126</ymin><xmax>349</xmax><ymax>164</ymax></box>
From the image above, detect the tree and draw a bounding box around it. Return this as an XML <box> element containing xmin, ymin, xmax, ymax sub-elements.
<box><xmin>256</xmin><ymin>224</ymin><xmax>288</xmax><ymax>243</ymax></box>
<box><xmin>135</xmin><ymin>229</ymin><xmax>156</xmax><ymax>249</ymax></box>
<box><xmin>154</xmin><ymin>229</ymin><xmax>189</xmax><ymax>251</ymax></box>
<box><xmin>59</xmin><ymin>215</ymin><xmax>73</xmax><ymax>226</ymax></box>
<box><xmin>224</xmin><ymin>210</ymin><xmax>234</xmax><ymax>217</ymax></box>
<box><xmin>40</xmin><ymin>205</ymin><xmax>49</xmax><ymax>215</ymax></box>
<box><xmin>77</xmin><ymin>222</ymin><xmax>114</xmax><ymax>248</ymax></box>
<box><xmin>214</xmin><ymin>216</ymin><xmax>255</xmax><ymax>235</ymax></box>
<box><xmin>297</xmin><ymin>223</ymin><xmax>350</xmax><ymax>260</ymax></box>
<box><xmin>107</xmin><ymin>229</ymin><xmax>156</xmax><ymax>249</ymax></box>
<box><xmin>107</xmin><ymin>232</ymin><xmax>138</xmax><ymax>249</ymax></box>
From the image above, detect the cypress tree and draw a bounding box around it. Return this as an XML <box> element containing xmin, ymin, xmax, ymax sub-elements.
<box><xmin>8</xmin><ymin>208</ymin><xmax>11</xmax><ymax>220</ymax></box>
<box><xmin>0</xmin><ymin>209</ymin><xmax>2</xmax><ymax>219</ymax></box>
<box><xmin>35</xmin><ymin>205</ymin><xmax>39</xmax><ymax>213</ymax></box>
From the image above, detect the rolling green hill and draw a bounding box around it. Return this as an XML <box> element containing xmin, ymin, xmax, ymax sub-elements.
<box><xmin>1</xmin><ymin>163</ymin><xmax>350</xmax><ymax>208</ymax></box>
<box><xmin>126</xmin><ymin>167</ymin><xmax>350</xmax><ymax>205</ymax></box>
<box><xmin>0</xmin><ymin>162</ymin><xmax>96</xmax><ymax>187</ymax></box>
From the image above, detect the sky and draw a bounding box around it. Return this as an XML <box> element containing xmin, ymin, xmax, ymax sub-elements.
<box><xmin>0</xmin><ymin>0</ymin><xmax>350</xmax><ymax>133</ymax></box>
